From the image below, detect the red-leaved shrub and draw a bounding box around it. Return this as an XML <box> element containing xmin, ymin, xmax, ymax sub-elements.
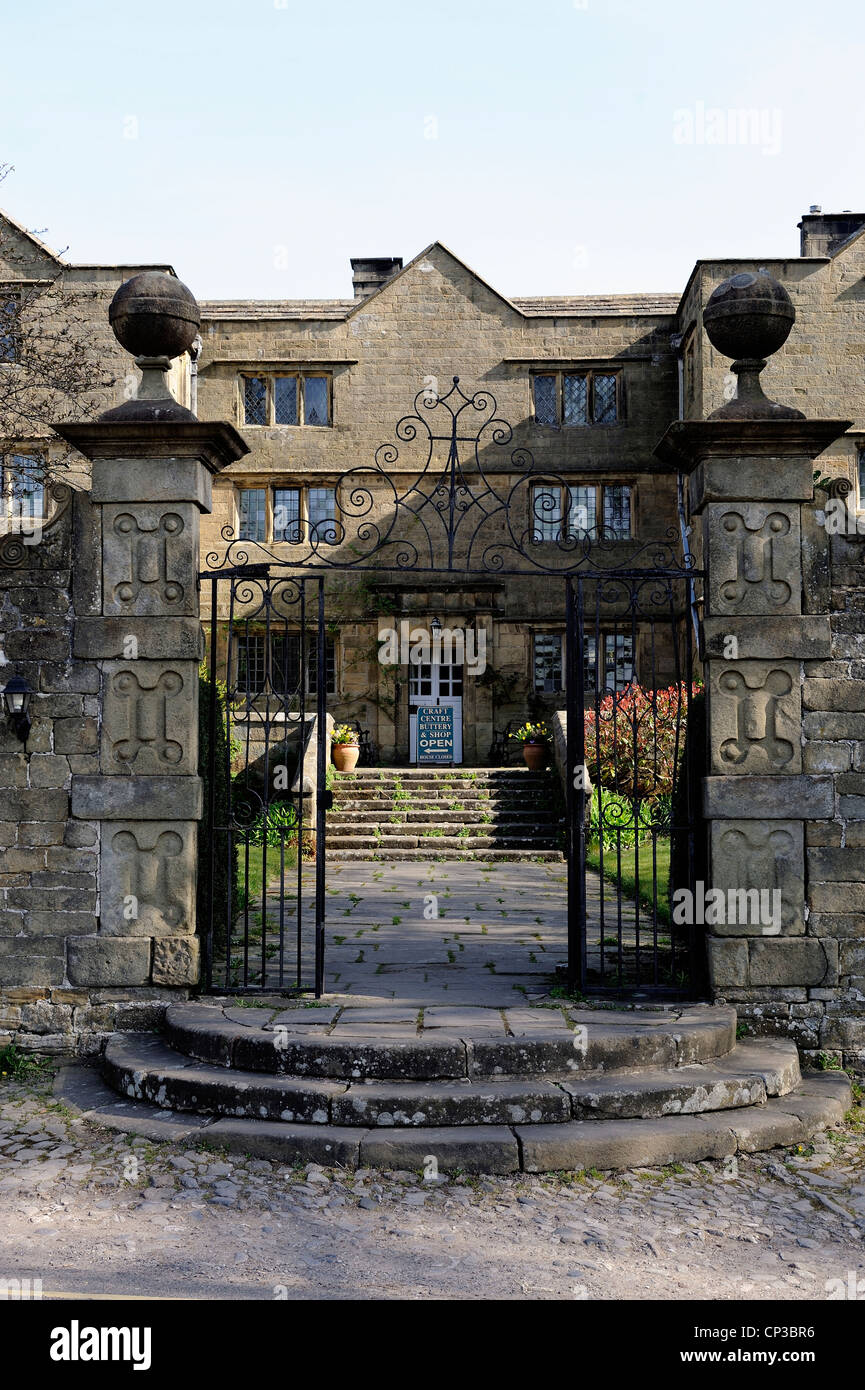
<box><xmin>584</xmin><ymin>682</ymin><xmax>701</xmax><ymax>800</ymax></box>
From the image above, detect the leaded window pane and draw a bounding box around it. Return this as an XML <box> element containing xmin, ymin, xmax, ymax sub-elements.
<box><xmin>271</xmin><ymin>635</ymin><xmax>301</xmax><ymax>695</ymax></box>
<box><xmin>307</xmin><ymin>637</ymin><xmax>336</xmax><ymax>694</ymax></box>
<box><xmin>534</xmin><ymin>633</ymin><xmax>563</xmax><ymax>693</ymax></box>
<box><xmin>273</xmin><ymin>487</ymin><xmax>301</xmax><ymax>542</ymax></box>
<box><xmin>603</xmin><ymin>485</ymin><xmax>631</xmax><ymax>539</ymax></box>
<box><xmin>309</xmin><ymin>487</ymin><xmax>337</xmax><ymax>544</ymax></box>
<box><xmin>533</xmin><ymin>375</ymin><xmax>558</xmax><ymax>426</ymax></box>
<box><xmin>566</xmin><ymin>485</ymin><xmax>597</xmax><ymax>539</ymax></box>
<box><xmin>0</xmin><ymin>296</ymin><xmax>19</xmax><ymax>363</ymax></box>
<box><xmin>593</xmin><ymin>374</ymin><xmax>618</xmax><ymax>423</ymax></box>
<box><xmin>563</xmin><ymin>373</ymin><xmax>588</xmax><ymax>425</ymax></box>
<box><xmin>6</xmin><ymin>454</ymin><xmax>44</xmax><ymax>520</ymax></box>
<box><xmin>531</xmin><ymin>485</ymin><xmax>562</xmax><ymax>542</ymax></box>
<box><xmin>236</xmin><ymin>634</ymin><xmax>266</xmax><ymax>695</ymax></box>
<box><xmin>238</xmin><ymin>488</ymin><xmax>266</xmax><ymax>541</ymax></box>
<box><xmin>243</xmin><ymin>376</ymin><xmax>268</xmax><ymax>426</ymax></box>
<box><xmin>303</xmin><ymin>376</ymin><xmax>330</xmax><ymax>426</ymax></box>
<box><xmin>274</xmin><ymin>376</ymin><xmax>298</xmax><ymax>425</ymax></box>
<box><xmin>583</xmin><ymin>635</ymin><xmax>598</xmax><ymax>690</ymax></box>
<box><xmin>604</xmin><ymin>633</ymin><xmax>634</xmax><ymax>690</ymax></box>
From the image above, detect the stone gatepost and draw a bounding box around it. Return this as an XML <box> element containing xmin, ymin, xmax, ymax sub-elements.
<box><xmin>55</xmin><ymin>273</ymin><xmax>247</xmax><ymax>1001</ymax></box>
<box><xmin>656</xmin><ymin>271</ymin><xmax>851</xmax><ymax>1044</ymax></box>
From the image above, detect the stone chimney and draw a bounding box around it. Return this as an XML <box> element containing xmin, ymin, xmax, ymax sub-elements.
<box><xmin>798</xmin><ymin>208</ymin><xmax>865</xmax><ymax>256</ymax></box>
<box><xmin>350</xmin><ymin>256</ymin><xmax>403</xmax><ymax>300</ymax></box>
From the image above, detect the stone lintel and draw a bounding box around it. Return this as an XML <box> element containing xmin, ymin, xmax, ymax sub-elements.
<box><xmin>52</xmin><ymin>420</ymin><xmax>249</xmax><ymax>472</ymax></box>
<box><xmin>653</xmin><ymin>418</ymin><xmax>851</xmax><ymax>474</ymax></box>
<box><xmin>703</xmin><ymin>775</ymin><xmax>834</xmax><ymax>820</ymax></box>
<box><xmin>702</xmin><ymin>616</ymin><xmax>832</xmax><ymax>659</ymax></box>
<box><xmin>689</xmin><ymin>458</ymin><xmax>816</xmax><ymax>510</ymax></box>
<box><xmin>71</xmin><ymin>776</ymin><xmax>202</xmax><ymax>821</ymax></box>
<box><xmin>91</xmin><ymin>457</ymin><xmax>214</xmax><ymax>511</ymax></box>
<box><xmin>74</xmin><ymin>617</ymin><xmax>204</xmax><ymax>660</ymax></box>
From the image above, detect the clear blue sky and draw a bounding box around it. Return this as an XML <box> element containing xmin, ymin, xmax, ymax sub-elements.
<box><xmin>3</xmin><ymin>0</ymin><xmax>863</xmax><ymax>299</ymax></box>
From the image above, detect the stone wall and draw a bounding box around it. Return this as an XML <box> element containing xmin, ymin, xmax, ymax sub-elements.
<box><xmin>0</xmin><ymin>490</ymin><xmax>171</xmax><ymax>1055</ymax></box>
<box><xmin>800</xmin><ymin>511</ymin><xmax>865</xmax><ymax>1064</ymax></box>
<box><xmin>0</xmin><ymin>415</ymin><xmax>243</xmax><ymax>1056</ymax></box>
<box><xmin>657</xmin><ymin>418</ymin><xmax>865</xmax><ymax>1073</ymax></box>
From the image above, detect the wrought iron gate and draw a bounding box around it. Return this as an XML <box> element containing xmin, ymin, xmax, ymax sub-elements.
<box><xmin>200</xmin><ymin>568</ymin><xmax>328</xmax><ymax>995</ymax></box>
<box><xmin>565</xmin><ymin>573</ymin><xmax>704</xmax><ymax>997</ymax></box>
<box><xmin>198</xmin><ymin>376</ymin><xmax>705</xmax><ymax>999</ymax></box>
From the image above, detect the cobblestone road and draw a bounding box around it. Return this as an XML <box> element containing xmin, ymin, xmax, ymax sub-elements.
<box><xmin>0</xmin><ymin>1067</ymin><xmax>863</xmax><ymax>1300</ymax></box>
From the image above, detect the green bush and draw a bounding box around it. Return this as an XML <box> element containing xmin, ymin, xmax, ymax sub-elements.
<box><xmin>589</xmin><ymin>787</ymin><xmax>656</xmax><ymax>850</ymax></box>
<box><xmin>248</xmin><ymin>801</ymin><xmax>299</xmax><ymax>847</ymax></box>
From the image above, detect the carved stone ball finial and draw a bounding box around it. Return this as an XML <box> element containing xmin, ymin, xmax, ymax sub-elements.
<box><xmin>100</xmin><ymin>271</ymin><xmax>201</xmax><ymax>423</ymax></box>
<box><xmin>703</xmin><ymin>270</ymin><xmax>804</xmax><ymax>421</ymax></box>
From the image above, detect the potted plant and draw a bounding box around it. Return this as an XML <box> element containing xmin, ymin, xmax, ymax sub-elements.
<box><xmin>331</xmin><ymin>722</ymin><xmax>360</xmax><ymax>772</ymax></box>
<box><xmin>511</xmin><ymin>720</ymin><xmax>549</xmax><ymax>770</ymax></box>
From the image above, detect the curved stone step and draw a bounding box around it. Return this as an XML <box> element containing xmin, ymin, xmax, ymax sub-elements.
<box><xmin>74</xmin><ymin>1070</ymin><xmax>850</xmax><ymax>1173</ymax></box>
<box><xmin>103</xmin><ymin>1033</ymin><xmax>799</xmax><ymax>1126</ymax></box>
<box><xmin>164</xmin><ymin>1001</ymin><xmax>737</xmax><ymax>1080</ymax></box>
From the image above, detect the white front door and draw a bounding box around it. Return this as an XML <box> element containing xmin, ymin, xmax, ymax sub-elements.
<box><xmin>409</xmin><ymin>663</ymin><xmax>463</xmax><ymax>764</ymax></box>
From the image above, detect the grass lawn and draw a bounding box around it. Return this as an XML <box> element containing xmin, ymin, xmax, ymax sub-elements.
<box><xmin>586</xmin><ymin>836</ymin><xmax>672</xmax><ymax>927</ymax></box>
<box><xmin>236</xmin><ymin>840</ymin><xmax>298</xmax><ymax>915</ymax></box>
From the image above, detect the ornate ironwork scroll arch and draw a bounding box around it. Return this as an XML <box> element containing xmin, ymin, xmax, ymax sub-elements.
<box><xmin>201</xmin><ymin>376</ymin><xmax>700</xmax><ymax>579</ymax></box>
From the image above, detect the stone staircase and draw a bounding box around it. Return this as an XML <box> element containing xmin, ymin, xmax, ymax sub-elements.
<box><xmin>83</xmin><ymin>1000</ymin><xmax>852</xmax><ymax>1174</ymax></box>
<box><xmin>326</xmin><ymin>767</ymin><xmax>564</xmax><ymax>861</ymax></box>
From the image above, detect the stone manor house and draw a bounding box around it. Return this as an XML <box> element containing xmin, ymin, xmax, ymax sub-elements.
<box><xmin>2</xmin><ymin>205</ymin><xmax>865</xmax><ymax>766</ymax></box>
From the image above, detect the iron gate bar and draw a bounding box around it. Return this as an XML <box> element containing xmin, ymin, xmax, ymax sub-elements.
<box><xmin>315</xmin><ymin>577</ymin><xmax>326</xmax><ymax>997</ymax></box>
<box><xmin>204</xmin><ymin>574</ymin><xmax>218</xmax><ymax>993</ymax></box>
<box><xmin>296</xmin><ymin>581</ymin><xmax>306</xmax><ymax>991</ymax></box>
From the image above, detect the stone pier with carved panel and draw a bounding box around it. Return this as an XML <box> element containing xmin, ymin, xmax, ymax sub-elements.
<box><xmin>656</xmin><ymin>418</ymin><xmax>865</xmax><ymax>1063</ymax></box>
<box><xmin>55</xmin><ymin>421</ymin><xmax>246</xmax><ymax>1000</ymax></box>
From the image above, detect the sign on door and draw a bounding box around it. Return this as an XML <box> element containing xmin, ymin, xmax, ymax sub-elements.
<box><xmin>416</xmin><ymin>705</ymin><xmax>455</xmax><ymax>763</ymax></box>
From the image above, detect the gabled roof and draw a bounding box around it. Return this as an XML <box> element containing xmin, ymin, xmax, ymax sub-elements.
<box><xmin>200</xmin><ymin>241</ymin><xmax>680</xmax><ymax>323</ymax></box>
<box><xmin>826</xmin><ymin>219</ymin><xmax>865</xmax><ymax>258</ymax></box>
<box><xmin>0</xmin><ymin>207</ymin><xmax>66</xmax><ymax>266</ymax></box>
<box><xmin>343</xmin><ymin>240</ymin><xmax>524</xmax><ymax>320</ymax></box>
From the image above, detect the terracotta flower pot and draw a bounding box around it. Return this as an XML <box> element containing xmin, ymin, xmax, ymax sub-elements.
<box><xmin>333</xmin><ymin>743</ymin><xmax>360</xmax><ymax>772</ymax></box>
<box><xmin>522</xmin><ymin>741</ymin><xmax>548</xmax><ymax>770</ymax></box>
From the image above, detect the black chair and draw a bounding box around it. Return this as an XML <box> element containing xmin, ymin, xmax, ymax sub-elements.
<box><xmin>488</xmin><ymin>719</ymin><xmax>521</xmax><ymax>765</ymax></box>
<box><xmin>349</xmin><ymin>719</ymin><xmax>376</xmax><ymax>767</ymax></box>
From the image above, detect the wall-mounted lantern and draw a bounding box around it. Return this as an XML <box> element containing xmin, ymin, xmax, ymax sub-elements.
<box><xmin>3</xmin><ymin>675</ymin><xmax>32</xmax><ymax>743</ymax></box>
